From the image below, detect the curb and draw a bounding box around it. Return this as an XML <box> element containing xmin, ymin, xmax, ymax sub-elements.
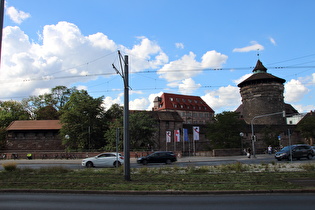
<box><xmin>1</xmin><ymin>188</ymin><xmax>315</xmax><ymax>195</ymax></box>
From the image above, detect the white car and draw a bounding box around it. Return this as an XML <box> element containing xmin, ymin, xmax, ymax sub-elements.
<box><xmin>82</xmin><ymin>153</ymin><xmax>124</xmax><ymax>168</ymax></box>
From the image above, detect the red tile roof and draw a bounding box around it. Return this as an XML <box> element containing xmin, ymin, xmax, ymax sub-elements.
<box><xmin>156</xmin><ymin>93</ymin><xmax>214</xmax><ymax>113</ymax></box>
<box><xmin>6</xmin><ymin>120</ymin><xmax>62</xmax><ymax>131</ymax></box>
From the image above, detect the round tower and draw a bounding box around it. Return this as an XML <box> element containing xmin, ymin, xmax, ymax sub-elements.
<box><xmin>238</xmin><ymin>60</ymin><xmax>286</xmax><ymax>125</ymax></box>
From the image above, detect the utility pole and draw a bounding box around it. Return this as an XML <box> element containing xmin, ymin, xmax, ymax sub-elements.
<box><xmin>112</xmin><ymin>51</ymin><xmax>130</xmax><ymax>181</ymax></box>
<box><xmin>0</xmin><ymin>0</ymin><xmax>5</xmax><ymax>68</ymax></box>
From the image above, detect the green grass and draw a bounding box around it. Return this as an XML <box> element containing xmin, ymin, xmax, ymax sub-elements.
<box><xmin>1</xmin><ymin>163</ymin><xmax>315</xmax><ymax>192</ymax></box>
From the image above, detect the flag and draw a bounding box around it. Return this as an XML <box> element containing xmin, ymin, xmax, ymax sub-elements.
<box><xmin>193</xmin><ymin>126</ymin><xmax>199</xmax><ymax>141</ymax></box>
<box><xmin>183</xmin><ymin>128</ymin><xmax>189</xmax><ymax>141</ymax></box>
<box><xmin>174</xmin><ymin>130</ymin><xmax>180</xmax><ymax>142</ymax></box>
<box><xmin>166</xmin><ymin>131</ymin><xmax>171</xmax><ymax>143</ymax></box>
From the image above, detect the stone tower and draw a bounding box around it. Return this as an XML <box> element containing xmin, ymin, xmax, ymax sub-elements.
<box><xmin>237</xmin><ymin>60</ymin><xmax>286</xmax><ymax>125</ymax></box>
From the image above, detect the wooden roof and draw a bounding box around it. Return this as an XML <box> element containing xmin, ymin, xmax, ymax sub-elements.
<box><xmin>6</xmin><ymin>120</ymin><xmax>62</xmax><ymax>131</ymax></box>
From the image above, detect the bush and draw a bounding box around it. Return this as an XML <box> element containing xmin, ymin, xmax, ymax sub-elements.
<box><xmin>300</xmin><ymin>163</ymin><xmax>315</xmax><ymax>172</ymax></box>
<box><xmin>2</xmin><ymin>162</ymin><xmax>17</xmax><ymax>171</ymax></box>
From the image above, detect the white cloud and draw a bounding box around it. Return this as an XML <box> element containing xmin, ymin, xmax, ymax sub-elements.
<box><xmin>124</xmin><ymin>37</ymin><xmax>168</xmax><ymax>72</ymax></box>
<box><xmin>129</xmin><ymin>98</ymin><xmax>149</xmax><ymax>110</ymax></box>
<box><xmin>284</xmin><ymin>79</ymin><xmax>309</xmax><ymax>103</ymax></box>
<box><xmin>233</xmin><ymin>73</ymin><xmax>252</xmax><ymax>85</ymax></box>
<box><xmin>233</xmin><ymin>41</ymin><xmax>264</xmax><ymax>52</ymax></box>
<box><xmin>157</xmin><ymin>50</ymin><xmax>227</xmax><ymax>84</ymax></box>
<box><xmin>175</xmin><ymin>43</ymin><xmax>184</xmax><ymax>49</ymax></box>
<box><xmin>103</xmin><ymin>94</ymin><xmax>123</xmax><ymax>110</ymax></box>
<box><xmin>291</xmin><ymin>104</ymin><xmax>315</xmax><ymax>114</ymax></box>
<box><xmin>269</xmin><ymin>37</ymin><xmax>277</xmax><ymax>46</ymax></box>
<box><xmin>201</xmin><ymin>50</ymin><xmax>228</xmax><ymax>68</ymax></box>
<box><xmin>6</xmin><ymin>6</ymin><xmax>30</xmax><ymax>24</ymax></box>
<box><xmin>202</xmin><ymin>85</ymin><xmax>241</xmax><ymax>113</ymax></box>
<box><xmin>178</xmin><ymin>78</ymin><xmax>201</xmax><ymax>95</ymax></box>
<box><xmin>0</xmin><ymin>22</ymin><xmax>168</xmax><ymax>100</ymax></box>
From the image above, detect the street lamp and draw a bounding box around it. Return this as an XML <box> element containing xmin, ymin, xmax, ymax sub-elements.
<box><xmin>239</xmin><ymin>132</ymin><xmax>244</xmax><ymax>155</ymax></box>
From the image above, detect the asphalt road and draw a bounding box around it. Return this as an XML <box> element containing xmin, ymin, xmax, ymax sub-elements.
<box><xmin>1</xmin><ymin>154</ymin><xmax>314</xmax><ymax>170</ymax></box>
<box><xmin>0</xmin><ymin>193</ymin><xmax>314</xmax><ymax>210</ymax></box>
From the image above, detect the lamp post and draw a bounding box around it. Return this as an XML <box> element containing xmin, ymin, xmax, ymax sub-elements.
<box><xmin>239</xmin><ymin>132</ymin><xmax>244</xmax><ymax>155</ymax></box>
<box><xmin>251</xmin><ymin>111</ymin><xmax>285</xmax><ymax>158</ymax></box>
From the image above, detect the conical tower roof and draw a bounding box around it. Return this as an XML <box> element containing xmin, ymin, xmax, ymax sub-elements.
<box><xmin>252</xmin><ymin>59</ymin><xmax>267</xmax><ymax>73</ymax></box>
<box><xmin>238</xmin><ymin>60</ymin><xmax>285</xmax><ymax>88</ymax></box>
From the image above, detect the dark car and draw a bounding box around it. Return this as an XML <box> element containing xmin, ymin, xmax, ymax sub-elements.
<box><xmin>137</xmin><ymin>151</ymin><xmax>177</xmax><ymax>165</ymax></box>
<box><xmin>275</xmin><ymin>144</ymin><xmax>314</xmax><ymax>161</ymax></box>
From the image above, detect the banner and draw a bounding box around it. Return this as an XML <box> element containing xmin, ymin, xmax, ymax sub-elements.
<box><xmin>193</xmin><ymin>126</ymin><xmax>199</xmax><ymax>141</ymax></box>
<box><xmin>174</xmin><ymin>130</ymin><xmax>180</xmax><ymax>142</ymax></box>
<box><xmin>183</xmin><ymin>128</ymin><xmax>189</xmax><ymax>141</ymax></box>
<box><xmin>166</xmin><ymin>131</ymin><xmax>171</xmax><ymax>143</ymax></box>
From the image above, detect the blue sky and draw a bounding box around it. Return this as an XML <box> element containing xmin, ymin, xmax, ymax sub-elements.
<box><xmin>1</xmin><ymin>0</ymin><xmax>315</xmax><ymax>114</ymax></box>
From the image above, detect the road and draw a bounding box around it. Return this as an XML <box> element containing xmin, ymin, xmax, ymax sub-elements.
<box><xmin>0</xmin><ymin>193</ymin><xmax>314</xmax><ymax>210</ymax></box>
<box><xmin>0</xmin><ymin>154</ymin><xmax>314</xmax><ymax>170</ymax></box>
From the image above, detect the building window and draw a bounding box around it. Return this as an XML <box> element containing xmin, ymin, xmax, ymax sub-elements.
<box><xmin>170</xmin><ymin>98</ymin><xmax>173</xmax><ymax>101</ymax></box>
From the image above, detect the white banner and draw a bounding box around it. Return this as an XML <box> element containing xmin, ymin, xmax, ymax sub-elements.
<box><xmin>174</xmin><ymin>130</ymin><xmax>180</xmax><ymax>142</ymax></box>
<box><xmin>166</xmin><ymin>131</ymin><xmax>171</xmax><ymax>143</ymax></box>
<box><xmin>193</xmin><ymin>126</ymin><xmax>199</xmax><ymax>141</ymax></box>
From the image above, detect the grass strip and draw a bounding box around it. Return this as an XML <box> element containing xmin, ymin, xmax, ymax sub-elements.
<box><xmin>0</xmin><ymin>165</ymin><xmax>314</xmax><ymax>191</ymax></box>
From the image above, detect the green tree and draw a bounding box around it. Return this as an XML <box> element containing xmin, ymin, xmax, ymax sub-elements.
<box><xmin>260</xmin><ymin>125</ymin><xmax>281</xmax><ymax>148</ymax></box>
<box><xmin>206</xmin><ymin>111</ymin><xmax>247</xmax><ymax>149</ymax></box>
<box><xmin>36</xmin><ymin>105</ymin><xmax>59</xmax><ymax>120</ymax></box>
<box><xmin>59</xmin><ymin>90</ymin><xmax>106</xmax><ymax>151</ymax></box>
<box><xmin>297</xmin><ymin>116</ymin><xmax>315</xmax><ymax>145</ymax></box>
<box><xmin>0</xmin><ymin>100</ymin><xmax>30</xmax><ymax>149</ymax></box>
<box><xmin>0</xmin><ymin>100</ymin><xmax>30</xmax><ymax>126</ymax></box>
<box><xmin>22</xmin><ymin>86</ymin><xmax>75</xmax><ymax>120</ymax></box>
<box><xmin>104</xmin><ymin>111</ymin><xmax>157</xmax><ymax>151</ymax></box>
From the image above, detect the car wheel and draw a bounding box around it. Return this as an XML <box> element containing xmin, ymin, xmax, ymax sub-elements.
<box><xmin>165</xmin><ymin>159</ymin><xmax>171</xmax><ymax>164</ymax></box>
<box><xmin>142</xmin><ymin>160</ymin><xmax>148</xmax><ymax>165</ymax></box>
<box><xmin>307</xmin><ymin>154</ymin><xmax>313</xmax><ymax>160</ymax></box>
<box><xmin>113</xmin><ymin>161</ymin><xmax>121</xmax><ymax>167</ymax></box>
<box><xmin>86</xmin><ymin>161</ymin><xmax>94</xmax><ymax>168</ymax></box>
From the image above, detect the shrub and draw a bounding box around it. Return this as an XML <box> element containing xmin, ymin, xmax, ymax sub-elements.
<box><xmin>2</xmin><ymin>162</ymin><xmax>17</xmax><ymax>171</ymax></box>
<box><xmin>299</xmin><ymin>163</ymin><xmax>315</xmax><ymax>172</ymax></box>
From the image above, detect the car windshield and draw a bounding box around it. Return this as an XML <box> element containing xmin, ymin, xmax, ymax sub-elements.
<box><xmin>280</xmin><ymin>146</ymin><xmax>292</xmax><ymax>152</ymax></box>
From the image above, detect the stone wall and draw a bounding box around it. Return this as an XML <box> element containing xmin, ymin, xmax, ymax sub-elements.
<box><xmin>240</xmin><ymin>82</ymin><xmax>285</xmax><ymax>125</ymax></box>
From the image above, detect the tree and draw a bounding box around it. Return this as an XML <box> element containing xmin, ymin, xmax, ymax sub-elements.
<box><xmin>104</xmin><ymin>111</ymin><xmax>157</xmax><ymax>151</ymax></box>
<box><xmin>206</xmin><ymin>111</ymin><xmax>247</xmax><ymax>149</ymax></box>
<box><xmin>22</xmin><ymin>86</ymin><xmax>75</xmax><ymax>120</ymax></box>
<box><xmin>36</xmin><ymin>105</ymin><xmax>59</xmax><ymax>120</ymax></box>
<box><xmin>0</xmin><ymin>100</ymin><xmax>30</xmax><ymax>149</ymax></box>
<box><xmin>297</xmin><ymin>115</ymin><xmax>315</xmax><ymax>145</ymax></box>
<box><xmin>0</xmin><ymin>100</ymin><xmax>30</xmax><ymax>127</ymax></box>
<box><xmin>260</xmin><ymin>125</ymin><xmax>281</xmax><ymax>148</ymax></box>
<box><xmin>59</xmin><ymin>90</ymin><xmax>106</xmax><ymax>151</ymax></box>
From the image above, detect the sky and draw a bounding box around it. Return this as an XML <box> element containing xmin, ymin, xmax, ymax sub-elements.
<box><xmin>1</xmin><ymin>0</ymin><xmax>315</xmax><ymax>114</ymax></box>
